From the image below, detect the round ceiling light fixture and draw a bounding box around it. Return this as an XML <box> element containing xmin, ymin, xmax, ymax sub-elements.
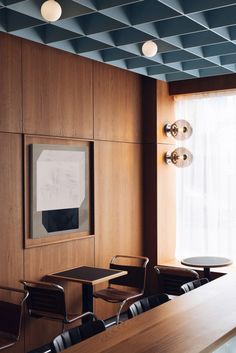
<box><xmin>41</xmin><ymin>0</ymin><xmax>62</xmax><ymax>22</ymax></box>
<box><xmin>142</xmin><ymin>40</ymin><xmax>158</xmax><ymax>57</ymax></box>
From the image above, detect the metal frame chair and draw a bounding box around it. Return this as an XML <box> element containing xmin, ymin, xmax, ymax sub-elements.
<box><xmin>20</xmin><ymin>280</ymin><xmax>93</xmax><ymax>331</ymax></box>
<box><xmin>51</xmin><ymin>313</ymin><xmax>105</xmax><ymax>353</ymax></box>
<box><xmin>0</xmin><ymin>285</ymin><xmax>28</xmax><ymax>351</ymax></box>
<box><xmin>154</xmin><ymin>265</ymin><xmax>199</xmax><ymax>296</ymax></box>
<box><xmin>93</xmin><ymin>255</ymin><xmax>149</xmax><ymax>324</ymax></box>
<box><xmin>180</xmin><ymin>278</ymin><xmax>209</xmax><ymax>294</ymax></box>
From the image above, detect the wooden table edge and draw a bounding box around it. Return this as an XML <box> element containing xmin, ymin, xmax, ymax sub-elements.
<box><xmin>46</xmin><ymin>268</ymin><xmax>128</xmax><ymax>285</ymax></box>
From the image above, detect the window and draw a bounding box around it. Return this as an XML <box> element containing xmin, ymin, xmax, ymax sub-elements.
<box><xmin>175</xmin><ymin>91</ymin><xmax>236</xmax><ymax>262</ymax></box>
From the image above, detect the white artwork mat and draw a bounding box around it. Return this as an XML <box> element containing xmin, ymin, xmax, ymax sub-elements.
<box><xmin>36</xmin><ymin>149</ymin><xmax>86</xmax><ymax>212</ymax></box>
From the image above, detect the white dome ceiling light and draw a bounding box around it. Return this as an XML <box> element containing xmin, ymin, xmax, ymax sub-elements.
<box><xmin>41</xmin><ymin>0</ymin><xmax>62</xmax><ymax>22</ymax></box>
<box><xmin>142</xmin><ymin>40</ymin><xmax>158</xmax><ymax>57</ymax></box>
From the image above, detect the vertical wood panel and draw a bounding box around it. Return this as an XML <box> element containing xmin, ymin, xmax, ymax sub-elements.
<box><xmin>22</xmin><ymin>40</ymin><xmax>93</xmax><ymax>139</ymax></box>
<box><xmin>138</xmin><ymin>79</ymin><xmax>158</xmax><ymax>292</ymax></box>
<box><xmin>0</xmin><ymin>132</ymin><xmax>24</xmax><ymax>353</ymax></box>
<box><xmin>0</xmin><ymin>133</ymin><xmax>23</xmax><ymax>285</ymax></box>
<box><xmin>142</xmin><ymin>143</ymin><xmax>158</xmax><ymax>293</ymax></box>
<box><xmin>0</xmin><ymin>33</ymin><xmax>22</xmax><ymax>133</ymax></box>
<box><xmin>94</xmin><ymin>62</ymin><xmax>143</xmax><ymax>143</ymax></box>
<box><xmin>156</xmin><ymin>80</ymin><xmax>176</xmax><ymax>263</ymax></box>
<box><xmin>24</xmin><ymin>237</ymin><xmax>94</xmax><ymax>352</ymax></box>
<box><xmin>141</xmin><ymin>77</ymin><xmax>157</xmax><ymax>143</ymax></box>
<box><xmin>157</xmin><ymin>80</ymin><xmax>175</xmax><ymax>144</ymax></box>
<box><xmin>94</xmin><ymin>141</ymin><xmax>143</xmax><ymax>318</ymax></box>
<box><xmin>157</xmin><ymin>144</ymin><xmax>176</xmax><ymax>263</ymax></box>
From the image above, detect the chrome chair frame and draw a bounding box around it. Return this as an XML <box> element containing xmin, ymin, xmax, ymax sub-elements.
<box><xmin>20</xmin><ymin>280</ymin><xmax>94</xmax><ymax>331</ymax></box>
<box><xmin>0</xmin><ymin>285</ymin><xmax>28</xmax><ymax>351</ymax></box>
<box><xmin>94</xmin><ymin>255</ymin><xmax>149</xmax><ymax>324</ymax></box>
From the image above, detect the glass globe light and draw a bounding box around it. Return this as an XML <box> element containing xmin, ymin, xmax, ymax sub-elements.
<box><xmin>164</xmin><ymin>120</ymin><xmax>193</xmax><ymax>140</ymax></box>
<box><xmin>165</xmin><ymin>147</ymin><xmax>193</xmax><ymax>168</ymax></box>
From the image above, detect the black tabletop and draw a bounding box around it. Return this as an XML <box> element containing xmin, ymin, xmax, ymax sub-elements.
<box><xmin>51</xmin><ymin>266</ymin><xmax>126</xmax><ymax>283</ymax></box>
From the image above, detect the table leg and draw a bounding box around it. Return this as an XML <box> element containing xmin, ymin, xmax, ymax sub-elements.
<box><xmin>82</xmin><ymin>283</ymin><xmax>93</xmax><ymax>323</ymax></box>
<box><xmin>203</xmin><ymin>267</ymin><xmax>211</xmax><ymax>281</ymax></box>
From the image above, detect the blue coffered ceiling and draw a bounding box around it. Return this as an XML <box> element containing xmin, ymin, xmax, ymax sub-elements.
<box><xmin>1</xmin><ymin>0</ymin><xmax>236</xmax><ymax>81</ymax></box>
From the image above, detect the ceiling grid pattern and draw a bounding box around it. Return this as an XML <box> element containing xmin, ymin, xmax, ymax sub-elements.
<box><xmin>1</xmin><ymin>0</ymin><xmax>236</xmax><ymax>81</ymax></box>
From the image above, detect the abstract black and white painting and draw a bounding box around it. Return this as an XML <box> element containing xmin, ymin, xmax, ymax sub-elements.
<box><xmin>30</xmin><ymin>144</ymin><xmax>90</xmax><ymax>238</ymax></box>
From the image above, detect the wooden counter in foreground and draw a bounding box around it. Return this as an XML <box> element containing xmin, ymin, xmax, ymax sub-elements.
<box><xmin>66</xmin><ymin>274</ymin><xmax>236</xmax><ymax>353</ymax></box>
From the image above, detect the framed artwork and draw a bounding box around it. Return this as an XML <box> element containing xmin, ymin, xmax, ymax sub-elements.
<box><xmin>24</xmin><ymin>135</ymin><xmax>93</xmax><ymax>248</ymax></box>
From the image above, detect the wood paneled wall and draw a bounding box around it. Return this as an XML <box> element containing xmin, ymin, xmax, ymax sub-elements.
<box><xmin>156</xmin><ymin>81</ymin><xmax>176</xmax><ymax>264</ymax></box>
<box><xmin>0</xmin><ymin>133</ymin><xmax>24</xmax><ymax>353</ymax></box>
<box><xmin>0</xmin><ymin>133</ymin><xmax>23</xmax><ymax>287</ymax></box>
<box><xmin>22</xmin><ymin>40</ymin><xmax>93</xmax><ymax>139</ymax></box>
<box><xmin>94</xmin><ymin>62</ymin><xmax>143</xmax><ymax>143</ymax></box>
<box><xmin>24</xmin><ymin>238</ymin><xmax>94</xmax><ymax>350</ymax></box>
<box><xmin>0</xmin><ymin>35</ymin><xmax>22</xmax><ymax>133</ymax></box>
<box><xmin>0</xmin><ymin>32</ymin><xmax>174</xmax><ymax>352</ymax></box>
<box><xmin>94</xmin><ymin>141</ymin><xmax>144</xmax><ymax>318</ymax></box>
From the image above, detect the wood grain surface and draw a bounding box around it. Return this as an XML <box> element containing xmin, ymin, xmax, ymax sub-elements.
<box><xmin>94</xmin><ymin>62</ymin><xmax>143</xmax><ymax>143</ymax></box>
<box><xmin>94</xmin><ymin>141</ymin><xmax>144</xmax><ymax>318</ymax></box>
<box><xmin>156</xmin><ymin>80</ymin><xmax>176</xmax><ymax>264</ymax></box>
<box><xmin>0</xmin><ymin>133</ymin><xmax>24</xmax><ymax>286</ymax></box>
<box><xmin>24</xmin><ymin>237</ymin><xmax>94</xmax><ymax>351</ymax></box>
<box><xmin>0</xmin><ymin>33</ymin><xmax>22</xmax><ymax>133</ymax></box>
<box><xmin>64</xmin><ymin>274</ymin><xmax>236</xmax><ymax>353</ymax></box>
<box><xmin>22</xmin><ymin>40</ymin><xmax>93</xmax><ymax>139</ymax></box>
<box><xmin>0</xmin><ymin>31</ymin><xmax>178</xmax><ymax>353</ymax></box>
<box><xmin>157</xmin><ymin>80</ymin><xmax>175</xmax><ymax>144</ymax></box>
<box><xmin>0</xmin><ymin>133</ymin><xmax>24</xmax><ymax>353</ymax></box>
<box><xmin>157</xmin><ymin>143</ymin><xmax>176</xmax><ymax>264</ymax></box>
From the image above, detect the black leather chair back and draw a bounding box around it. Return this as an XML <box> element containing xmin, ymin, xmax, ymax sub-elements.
<box><xmin>52</xmin><ymin>320</ymin><xmax>106</xmax><ymax>352</ymax></box>
<box><xmin>128</xmin><ymin>293</ymin><xmax>170</xmax><ymax>318</ymax></box>
<box><xmin>0</xmin><ymin>300</ymin><xmax>21</xmax><ymax>337</ymax></box>
<box><xmin>0</xmin><ymin>285</ymin><xmax>28</xmax><ymax>350</ymax></box>
<box><xmin>21</xmin><ymin>281</ymin><xmax>67</xmax><ymax>319</ymax></box>
<box><xmin>180</xmin><ymin>278</ymin><xmax>209</xmax><ymax>294</ymax></box>
<box><xmin>154</xmin><ymin>265</ymin><xmax>199</xmax><ymax>296</ymax></box>
<box><xmin>109</xmin><ymin>264</ymin><xmax>146</xmax><ymax>289</ymax></box>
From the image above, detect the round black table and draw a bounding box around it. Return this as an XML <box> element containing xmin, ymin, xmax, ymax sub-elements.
<box><xmin>181</xmin><ymin>256</ymin><xmax>233</xmax><ymax>280</ymax></box>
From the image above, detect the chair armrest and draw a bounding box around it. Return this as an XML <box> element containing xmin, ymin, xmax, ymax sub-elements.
<box><xmin>20</xmin><ymin>280</ymin><xmax>64</xmax><ymax>292</ymax></box>
<box><xmin>66</xmin><ymin>311</ymin><xmax>97</xmax><ymax>324</ymax></box>
<box><xmin>0</xmin><ymin>285</ymin><xmax>29</xmax><ymax>304</ymax></box>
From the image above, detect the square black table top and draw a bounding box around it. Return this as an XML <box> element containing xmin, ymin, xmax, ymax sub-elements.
<box><xmin>49</xmin><ymin>266</ymin><xmax>127</xmax><ymax>285</ymax></box>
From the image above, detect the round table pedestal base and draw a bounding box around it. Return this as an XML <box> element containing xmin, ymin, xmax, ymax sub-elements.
<box><xmin>203</xmin><ymin>267</ymin><xmax>211</xmax><ymax>280</ymax></box>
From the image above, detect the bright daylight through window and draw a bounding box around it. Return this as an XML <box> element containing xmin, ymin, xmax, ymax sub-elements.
<box><xmin>175</xmin><ymin>91</ymin><xmax>236</xmax><ymax>263</ymax></box>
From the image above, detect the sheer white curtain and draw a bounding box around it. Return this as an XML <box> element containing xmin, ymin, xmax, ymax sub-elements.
<box><xmin>175</xmin><ymin>91</ymin><xmax>236</xmax><ymax>262</ymax></box>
